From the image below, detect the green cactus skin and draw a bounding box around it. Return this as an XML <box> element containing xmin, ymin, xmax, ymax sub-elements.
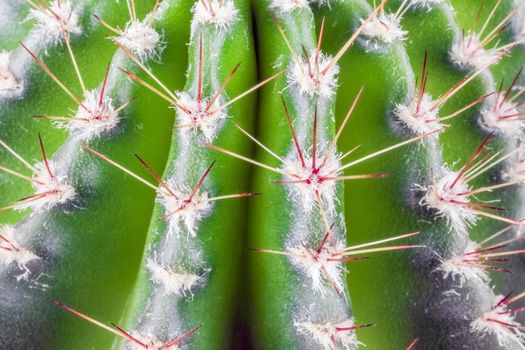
<box><xmin>1</xmin><ymin>0</ymin><xmax>525</xmax><ymax>349</ymax></box>
<box><xmin>247</xmin><ymin>2</ymin><xmax>352</xmax><ymax>348</ymax></box>
<box><xmin>312</xmin><ymin>1</ymin><xmax>425</xmax><ymax>348</ymax></box>
<box><xmin>245</xmin><ymin>1</ymin><xmax>429</xmax><ymax>348</ymax></box>
<box><xmin>315</xmin><ymin>0</ymin><xmax>525</xmax><ymax>348</ymax></box>
<box><xmin>0</xmin><ymin>1</ymin><xmax>192</xmax><ymax>348</ymax></box>
<box><xmin>449</xmin><ymin>0</ymin><xmax>525</xmax><ymax>326</ymax></box>
<box><xmin>104</xmin><ymin>0</ymin><xmax>259</xmax><ymax>348</ymax></box>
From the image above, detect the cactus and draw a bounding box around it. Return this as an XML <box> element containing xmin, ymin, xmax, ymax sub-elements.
<box><xmin>0</xmin><ymin>0</ymin><xmax>524</xmax><ymax>349</ymax></box>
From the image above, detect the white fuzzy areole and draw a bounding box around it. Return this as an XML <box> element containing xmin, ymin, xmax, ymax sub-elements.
<box><xmin>287</xmin><ymin>49</ymin><xmax>339</xmax><ymax>99</ymax></box>
<box><xmin>16</xmin><ymin>160</ymin><xmax>76</xmax><ymax>211</ymax></box>
<box><xmin>59</xmin><ymin>90</ymin><xmax>120</xmax><ymax>141</ymax></box>
<box><xmin>269</xmin><ymin>0</ymin><xmax>310</xmax><ymax>13</ymax></box>
<box><xmin>360</xmin><ymin>12</ymin><xmax>407</xmax><ymax>49</ymax></box>
<box><xmin>481</xmin><ymin>95</ymin><xmax>525</xmax><ymax>137</ymax></box>
<box><xmin>156</xmin><ymin>180</ymin><xmax>212</xmax><ymax>237</ymax></box>
<box><xmin>282</xmin><ymin>149</ymin><xmax>341</xmax><ymax>214</ymax></box>
<box><xmin>147</xmin><ymin>259</ymin><xmax>203</xmax><ymax>297</ymax></box>
<box><xmin>287</xmin><ymin>237</ymin><xmax>346</xmax><ymax>295</ymax></box>
<box><xmin>450</xmin><ymin>33</ymin><xmax>502</xmax><ymax>71</ymax></box>
<box><xmin>504</xmin><ymin>144</ymin><xmax>525</xmax><ymax>182</ymax></box>
<box><xmin>0</xmin><ymin>225</ymin><xmax>40</xmax><ymax>280</ymax></box>
<box><xmin>175</xmin><ymin>91</ymin><xmax>228</xmax><ymax>143</ymax></box>
<box><xmin>0</xmin><ymin>51</ymin><xmax>23</xmax><ymax>98</ymax></box>
<box><xmin>395</xmin><ymin>93</ymin><xmax>443</xmax><ymax>135</ymax></box>
<box><xmin>26</xmin><ymin>0</ymin><xmax>81</xmax><ymax>46</ymax></box>
<box><xmin>409</xmin><ymin>0</ymin><xmax>445</xmax><ymax>10</ymax></box>
<box><xmin>192</xmin><ymin>0</ymin><xmax>238</xmax><ymax>30</ymax></box>
<box><xmin>295</xmin><ymin>318</ymin><xmax>363</xmax><ymax>350</ymax></box>
<box><xmin>472</xmin><ymin>294</ymin><xmax>525</xmax><ymax>349</ymax></box>
<box><xmin>420</xmin><ymin>168</ymin><xmax>477</xmax><ymax>235</ymax></box>
<box><xmin>436</xmin><ymin>239</ymin><xmax>489</xmax><ymax>286</ymax></box>
<box><xmin>115</xmin><ymin>19</ymin><xmax>162</xmax><ymax>60</ymax></box>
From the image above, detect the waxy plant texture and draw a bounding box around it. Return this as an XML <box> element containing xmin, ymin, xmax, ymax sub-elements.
<box><xmin>0</xmin><ymin>0</ymin><xmax>524</xmax><ymax>349</ymax></box>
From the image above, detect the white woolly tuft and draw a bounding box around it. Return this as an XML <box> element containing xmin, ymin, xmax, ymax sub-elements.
<box><xmin>192</xmin><ymin>0</ymin><xmax>238</xmax><ymax>30</ymax></box>
<box><xmin>287</xmin><ymin>238</ymin><xmax>346</xmax><ymax>295</ymax></box>
<box><xmin>481</xmin><ymin>94</ymin><xmax>525</xmax><ymax>137</ymax></box>
<box><xmin>146</xmin><ymin>259</ymin><xmax>203</xmax><ymax>297</ymax></box>
<box><xmin>360</xmin><ymin>12</ymin><xmax>407</xmax><ymax>49</ymax></box>
<box><xmin>436</xmin><ymin>239</ymin><xmax>489</xmax><ymax>286</ymax></box>
<box><xmin>395</xmin><ymin>93</ymin><xmax>443</xmax><ymax>135</ymax></box>
<box><xmin>0</xmin><ymin>51</ymin><xmax>23</xmax><ymax>98</ymax></box>
<box><xmin>504</xmin><ymin>143</ymin><xmax>525</xmax><ymax>182</ymax></box>
<box><xmin>16</xmin><ymin>160</ymin><xmax>76</xmax><ymax>211</ymax></box>
<box><xmin>0</xmin><ymin>225</ymin><xmax>40</xmax><ymax>281</ymax></box>
<box><xmin>472</xmin><ymin>294</ymin><xmax>525</xmax><ymax>349</ymax></box>
<box><xmin>295</xmin><ymin>318</ymin><xmax>363</xmax><ymax>350</ymax></box>
<box><xmin>26</xmin><ymin>0</ymin><xmax>81</xmax><ymax>46</ymax></box>
<box><xmin>282</xmin><ymin>149</ymin><xmax>341</xmax><ymax>214</ymax></box>
<box><xmin>420</xmin><ymin>168</ymin><xmax>477</xmax><ymax>235</ymax></box>
<box><xmin>114</xmin><ymin>19</ymin><xmax>162</xmax><ymax>60</ymax></box>
<box><xmin>287</xmin><ymin>49</ymin><xmax>339</xmax><ymax>99</ymax></box>
<box><xmin>175</xmin><ymin>91</ymin><xmax>228</xmax><ymax>143</ymax></box>
<box><xmin>450</xmin><ymin>33</ymin><xmax>502</xmax><ymax>71</ymax></box>
<box><xmin>57</xmin><ymin>90</ymin><xmax>120</xmax><ymax>141</ymax></box>
<box><xmin>269</xmin><ymin>0</ymin><xmax>310</xmax><ymax>13</ymax></box>
<box><xmin>156</xmin><ymin>180</ymin><xmax>212</xmax><ymax>237</ymax></box>
<box><xmin>409</xmin><ymin>0</ymin><xmax>445</xmax><ymax>10</ymax></box>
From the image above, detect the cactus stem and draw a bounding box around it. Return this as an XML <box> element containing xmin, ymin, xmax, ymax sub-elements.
<box><xmin>54</xmin><ymin>300</ymin><xmax>200</xmax><ymax>349</ymax></box>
